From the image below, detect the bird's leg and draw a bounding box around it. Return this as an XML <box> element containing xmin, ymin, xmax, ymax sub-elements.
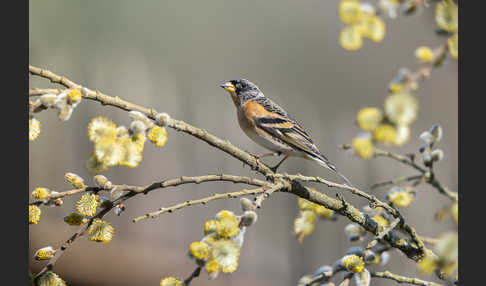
<box><xmin>270</xmin><ymin>155</ymin><xmax>289</xmax><ymax>172</ymax></box>
<box><xmin>251</xmin><ymin>151</ymin><xmax>282</xmax><ymax>170</ymax></box>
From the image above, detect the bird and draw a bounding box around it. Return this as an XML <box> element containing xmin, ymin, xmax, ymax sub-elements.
<box><xmin>220</xmin><ymin>78</ymin><xmax>353</xmax><ymax>187</ymax></box>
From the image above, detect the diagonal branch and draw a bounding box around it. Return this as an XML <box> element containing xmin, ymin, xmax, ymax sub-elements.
<box><xmin>287</xmin><ymin>182</ymin><xmax>424</xmax><ymax>261</ymax></box>
<box><xmin>278</xmin><ymin>173</ymin><xmax>399</xmax><ymax>216</ymax></box>
<box><xmin>29</xmin><ymin>65</ymin><xmax>274</xmax><ymax>176</ymax></box>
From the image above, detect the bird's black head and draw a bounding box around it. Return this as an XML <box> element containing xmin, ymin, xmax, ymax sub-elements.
<box><xmin>220</xmin><ymin>79</ymin><xmax>260</xmax><ymax>94</ymax></box>
<box><xmin>220</xmin><ymin>79</ymin><xmax>262</xmax><ymax>106</ymax></box>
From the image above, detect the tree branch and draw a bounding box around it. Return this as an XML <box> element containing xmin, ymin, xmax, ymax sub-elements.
<box><xmin>29</xmin><ymin>174</ymin><xmax>269</xmax><ymax>206</ymax></box>
<box><xmin>370</xmin><ymin>175</ymin><xmax>424</xmax><ymax>189</ymax></box>
<box><xmin>132</xmin><ymin>182</ymin><xmax>288</xmax><ymax>222</ymax></box>
<box><xmin>371</xmin><ymin>271</ymin><xmax>443</xmax><ymax>286</ymax></box>
<box><xmin>373</xmin><ymin>148</ymin><xmax>458</xmax><ymax>202</ymax></box>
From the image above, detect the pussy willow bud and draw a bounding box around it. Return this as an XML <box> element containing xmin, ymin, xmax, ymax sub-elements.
<box><xmin>240</xmin><ymin>211</ymin><xmax>258</xmax><ymax>227</ymax></box>
<box><xmin>130</xmin><ymin>120</ymin><xmax>147</xmax><ymax>136</ymax></box>
<box><xmin>34</xmin><ymin>246</ymin><xmax>57</xmax><ymax>260</ymax></box>
<box><xmin>155</xmin><ymin>112</ymin><xmax>171</xmax><ymax>127</ymax></box>
<box><xmin>421</xmin><ymin>147</ymin><xmax>433</xmax><ymax>166</ymax></box>
<box><xmin>346</xmin><ymin>246</ymin><xmax>364</xmax><ymax>257</ymax></box>
<box><xmin>420</xmin><ymin>124</ymin><xmax>443</xmax><ymax>145</ymax></box>
<box><xmin>65</xmin><ymin>172</ymin><xmax>86</xmax><ymax>189</ymax></box>
<box><xmin>240</xmin><ymin>198</ymin><xmax>254</xmax><ymax>211</ymax></box>
<box><xmin>431</xmin><ymin>149</ymin><xmax>444</xmax><ymax>162</ymax></box>
<box><xmin>32</xmin><ymin>187</ymin><xmax>50</xmax><ymax>200</ymax></box>
<box><xmin>117</xmin><ymin>126</ymin><xmax>129</xmax><ymax>138</ymax></box>
<box><xmin>94</xmin><ymin>175</ymin><xmax>113</xmax><ymax>190</ymax></box>
<box><xmin>363</xmin><ymin>249</ymin><xmax>378</xmax><ymax>264</ymax></box>
<box><xmin>341</xmin><ymin>254</ymin><xmax>365</xmax><ymax>273</ymax></box>
<box><xmin>379</xmin><ymin>251</ymin><xmax>391</xmax><ymax>266</ymax></box>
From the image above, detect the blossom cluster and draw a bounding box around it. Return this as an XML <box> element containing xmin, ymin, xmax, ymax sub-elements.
<box><xmin>436</xmin><ymin>0</ymin><xmax>458</xmax><ymax>60</ymax></box>
<box><xmin>419</xmin><ymin>124</ymin><xmax>444</xmax><ymax>167</ymax></box>
<box><xmin>29</xmin><ymin>89</ymin><xmax>85</xmax><ymax>142</ymax></box>
<box><xmin>338</xmin><ymin>0</ymin><xmax>386</xmax><ymax>51</ymax></box>
<box><xmin>30</xmin><ymin>172</ymin><xmax>119</xmax><ymax>271</ymax></box>
<box><xmin>85</xmin><ymin>111</ymin><xmax>168</xmax><ymax>174</ymax></box>
<box><xmin>298</xmin><ymin>246</ymin><xmax>391</xmax><ymax>286</ymax></box>
<box><xmin>418</xmin><ymin>232</ymin><xmax>458</xmax><ymax>278</ymax></box>
<box><xmin>352</xmin><ymin>91</ymin><xmax>418</xmax><ymax>159</ymax></box>
<box><xmin>293</xmin><ymin>197</ymin><xmax>336</xmax><ymax>242</ymax></box>
<box><xmin>160</xmin><ymin>199</ymin><xmax>258</xmax><ymax>285</ymax></box>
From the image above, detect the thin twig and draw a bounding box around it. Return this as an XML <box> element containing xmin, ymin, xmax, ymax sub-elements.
<box><xmin>29</xmin><ymin>187</ymin><xmax>97</xmax><ymax>206</ymax></box>
<box><xmin>371</xmin><ymin>271</ymin><xmax>444</xmax><ymax>286</ymax></box>
<box><xmin>373</xmin><ymin>148</ymin><xmax>426</xmax><ymax>173</ymax></box>
<box><xmin>373</xmin><ymin>148</ymin><xmax>458</xmax><ymax>202</ymax></box>
<box><xmin>370</xmin><ymin>175</ymin><xmax>423</xmax><ymax>189</ymax></box>
<box><xmin>29</xmin><ymin>174</ymin><xmax>268</xmax><ymax>206</ymax></box>
<box><xmin>29</xmin><ymin>87</ymin><xmax>65</xmax><ymax>96</ymax></box>
<box><xmin>132</xmin><ymin>182</ymin><xmax>287</xmax><ymax>222</ymax></box>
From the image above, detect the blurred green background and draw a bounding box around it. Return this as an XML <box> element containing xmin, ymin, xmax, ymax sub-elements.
<box><xmin>29</xmin><ymin>1</ymin><xmax>457</xmax><ymax>285</ymax></box>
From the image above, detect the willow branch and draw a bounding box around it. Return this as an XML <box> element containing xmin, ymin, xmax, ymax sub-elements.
<box><xmin>373</xmin><ymin>149</ymin><xmax>426</xmax><ymax>173</ymax></box>
<box><xmin>370</xmin><ymin>175</ymin><xmax>424</xmax><ymax>189</ymax></box>
<box><xmin>287</xmin><ymin>182</ymin><xmax>423</xmax><ymax>261</ymax></box>
<box><xmin>372</xmin><ymin>148</ymin><xmax>458</xmax><ymax>202</ymax></box>
<box><xmin>29</xmin><ymin>87</ymin><xmax>65</xmax><ymax>96</ymax></box>
<box><xmin>29</xmin><ymin>187</ymin><xmax>96</xmax><ymax>206</ymax></box>
<box><xmin>366</xmin><ymin>217</ymin><xmax>401</xmax><ymax>249</ymax></box>
<box><xmin>133</xmin><ymin>182</ymin><xmax>288</xmax><ymax>222</ymax></box>
<box><xmin>371</xmin><ymin>271</ymin><xmax>443</xmax><ymax>286</ymax></box>
<box><xmin>29</xmin><ymin>65</ymin><xmax>275</xmax><ymax>176</ymax></box>
<box><xmin>29</xmin><ymin>174</ymin><xmax>268</xmax><ymax>206</ymax></box>
<box><xmin>118</xmin><ymin>174</ymin><xmax>270</xmax><ymax>194</ymax></box>
<box><xmin>279</xmin><ymin>173</ymin><xmax>399</xmax><ymax>217</ymax></box>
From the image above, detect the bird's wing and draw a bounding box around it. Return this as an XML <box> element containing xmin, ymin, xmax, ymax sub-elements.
<box><xmin>251</xmin><ymin>97</ymin><xmax>330</xmax><ymax>163</ymax></box>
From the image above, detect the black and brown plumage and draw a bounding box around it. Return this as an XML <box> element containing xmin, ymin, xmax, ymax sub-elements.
<box><xmin>220</xmin><ymin>78</ymin><xmax>353</xmax><ymax>186</ymax></box>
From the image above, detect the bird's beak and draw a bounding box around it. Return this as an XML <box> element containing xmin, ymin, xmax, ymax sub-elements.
<box><xmin>220</xmin><ymin>82</ymin><xmax>236</xmax><ymax>93</ymax></box>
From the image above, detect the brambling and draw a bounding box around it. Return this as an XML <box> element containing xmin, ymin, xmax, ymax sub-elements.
<box><xmin>220</xmin><ymin>79</ymin><xmax>352</xmax><ymax>186</ymax></box>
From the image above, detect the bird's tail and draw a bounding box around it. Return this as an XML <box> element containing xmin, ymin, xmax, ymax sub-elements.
<box><xmin>310</xmin><ymin>156</ymin><xmax>354</xmax><ymax>187</ymax></box>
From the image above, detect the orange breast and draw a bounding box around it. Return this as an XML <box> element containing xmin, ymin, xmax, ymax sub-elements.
<box><xmin>244</xmin><ymin>101</ymin><xmax>279</xmax><ymax>119</ymax></box>
<box><xmin>243</xmin><ymin>101</ymin><xmax>292</xmax><ymax>127</ymax></box>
